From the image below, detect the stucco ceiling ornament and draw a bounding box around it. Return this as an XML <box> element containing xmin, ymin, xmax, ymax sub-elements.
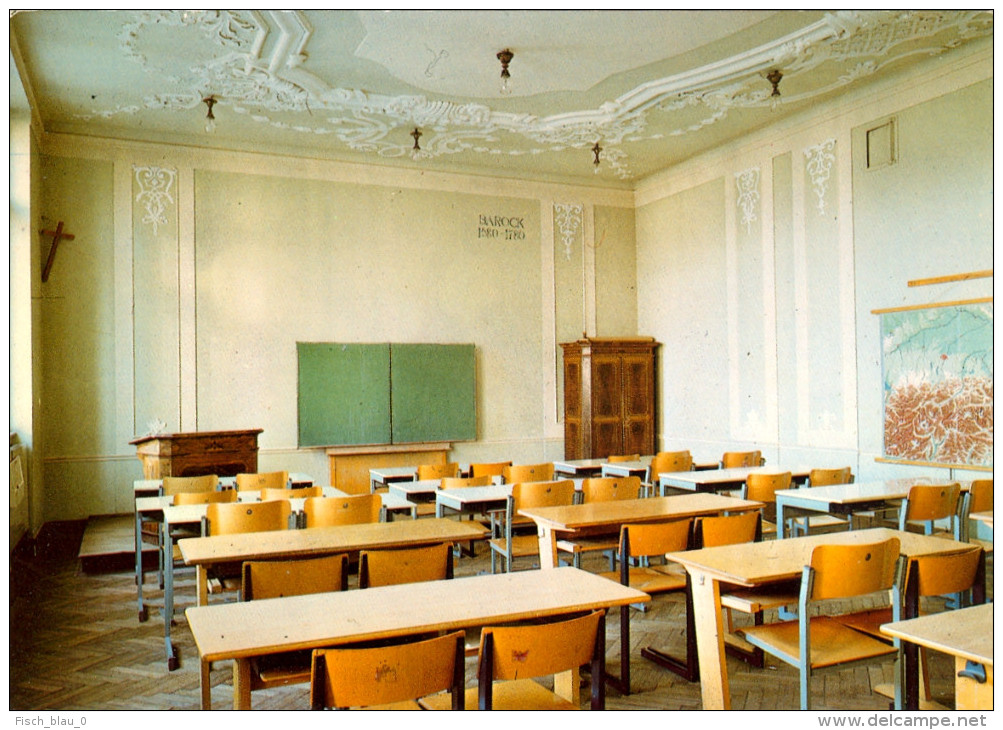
<box><xmin>80</xmin><ymin>10</ymin><xmax>991</xmax><ymax>181</ymax></box>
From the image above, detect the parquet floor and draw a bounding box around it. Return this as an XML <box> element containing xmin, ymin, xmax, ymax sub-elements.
<box><xmin>9</xmin><ymin>518</ymin><xmax>988</xmax><ymax>712</ymax></box>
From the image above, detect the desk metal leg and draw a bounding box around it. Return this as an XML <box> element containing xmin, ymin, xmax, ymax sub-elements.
<box><xmin>135</xmin><ymin>509</ymin><xmax>148</xmax><ymax>622</ymax></box>
<box><xmin>687</xmin><ymin>569</ymin><xmax>730</xmax><ymax>710</ymax></box>
<box><xmin>196</xmin><ymin>565</ymin><xmax>209</xmax><ymax>607</ymax></box>
<box><xmin>163</xmin><ymin>528</ymin><xmax>179</xmax><ymax>671</ymax></box>
<box><xmin>777</xmin><ymin>501</ymin><xmax>789</xmax><ymax>539</ymax></box>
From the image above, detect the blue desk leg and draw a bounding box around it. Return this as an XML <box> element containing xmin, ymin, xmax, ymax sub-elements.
<box><xmin>135</xmin><ymin>508</ymin><xmax>148</xmax><ymax>622</ymax></box>
<box><xmin>163</xmin><ymin>527</ymin><xmax>180</xmax><ymax>671</ymax></box>
<box><xmin>776</xmin><ymin>501</ymin><xmax>788</xmax><ymax>540</ymax></box>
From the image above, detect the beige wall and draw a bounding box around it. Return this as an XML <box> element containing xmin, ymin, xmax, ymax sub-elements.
<box><xmin>635</xmin><ymin>41</ymin><xmax>992</xmax><ymax>481</ymax></box>
<box><xmin>31</xmin><ymin>139</ymin><xmax>633</xmax><ymax>521</ymax></box>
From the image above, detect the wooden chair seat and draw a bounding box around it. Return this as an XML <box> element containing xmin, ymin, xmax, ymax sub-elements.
<box><xmin>739</xmin><ymin>616</ymin><xmax>898</xmax><ymax>668</ymax></box>
<box><xmin>719</xmin><ymin>579</ymin><xmax>801</xmax><ymax>614</ymax></box>
<box><xmin>422</xmin><ymin>679</ymin><xmax>581</xmax><ymax>711</ymax></box>
<box><xmin>488</xmin><ymin>533</ymin><xmax>540</xmax><ymax>559</ymax></box>
<box><xmin>599</xmin><ymin>565</ymin><xmax>687</xmax><ymax>594</ymax></box>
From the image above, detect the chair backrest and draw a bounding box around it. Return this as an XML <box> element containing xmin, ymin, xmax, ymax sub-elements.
<box><xmin>649</xmin><ymin>450</ymin><xmax>693</xmax><ymax>476</ymax></box>
<box><xmin>808</xmin><ymin>467</ymin><xmax>854</xmax><ymax>487</ymax></box>
<box><xmin>311</xmin><ymin>631</ymin><xmax>466</xmax><ymax>710</ymax></box>
<box><xmin>358</xmin><ymin>543</ymin><xmax>454</xmax><ymax>588</ymax></box>
<box><xmin>693</xmin><ymin>511</ymin><xmax>762</xmax><ymax>548</ymax></box>
<box><xmin>901</xmin><ymin>483</ymin><xmax>961</xmax><ymax>525</ymax></box>
<box><xmin>722</xmin><ymin>450</ymin><xmax>763</xmax><ymax>468</ymax></box>
<box><xmin>469</xmin><ymin>461</ymin><xmax>512</xmax><ymax>478</ymax></box>
<box><xmin>162</xmin><ymin>474</ymin><xmax>218</xmax><ymax>496</ymax></box>
<box><xmin>807</xmin><ymin>538</ymin><xmax>900</xmax><ymax>601</ymax></box>
<box><xmin>905</xmin><ymin>544</ymin><xmax>984</xmax><ymax>603</ymax></box>
<box><xmin>241</xmin><ymin>554</ymin><xmax>349</xmax><ymax>601</ymax></box>
<box><xmin>477</xmin><ymin>610</ymin><xmax>605</xmax><ymax>710</ymax></box>
<box><xmin>440</xmin><ymin>475</ymin><xmax>493</xmax><ymax>489</ymax></box>
<box><xmin>303</xmin><ymin>494</ymin><xmax>381</xmax><ymax>528</ymax></box>
<box><xmin>606</xmin><ymin>454</ymin><xmax>640</xmax><ymax>463</ymax></box>
<box><xmin>510</xmin><ymin>479</ymin><xmax>575</xmax><ymax>511</ymax></box>
<box><xmin>172</xmin><ymin>489</ymin><xmax>238</xmax><ymax>506</ymax></box>
<box><xmin>234</xmin><ymin>471</ymin><xmax>289</xmax><ymax>491</ymax></box>
<box><xmin>580</xmin><ymin>476</ymin><xmax>642</xmax><ymax>503</ymax></box>
<box><xmin>503</xmin><ymin>463</ymin><xmax>554</xmax><ymax>484</ymax></box>
<box><xmin>619</xmin><ymin>519</ymin><xmax>693</xmax><ymax>561</ymax></box>
<box><xmin>742</xmin><ymin>471</ymin><xmax>792</xmax><ymax>504</ymax></box>
<box><xmin>416</xmin><ymin>462</ymin><xmax>460</xmax><ymax>481</ymax></box>
<box><xmin>205</xmin><ymin>499</ymin><xmax>291</xmax><ymax>536</ymax></box>
<box><xmin>968</xmin><ymin>479</ymin><xmax>993</xmax><ymax>513</ymax></box>
<box><xmin>258</xmin><ymin>485</ymin><xmax>323</xmax><ymax>501</ymax></box>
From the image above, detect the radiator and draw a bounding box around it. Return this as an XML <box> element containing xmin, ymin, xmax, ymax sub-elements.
<box><xmin>10</xmin><ymin>444</ymin><xmax>28</xmax><ymax>553</ymax></box>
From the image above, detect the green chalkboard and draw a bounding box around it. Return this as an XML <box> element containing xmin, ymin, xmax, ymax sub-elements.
<box><xmin>297</xmin><ymin>343</ymin><xmax>391</xmax><ymax>447</ymax></box>
<box><xmin>391</xmin><ymin>344</ymin><xmax>476</xmax><ymax>444</ymax></box>
<box><xmin>296</xmin><ymin>342</ymin><xmax>476</xmax><ymax>447</ymax></box>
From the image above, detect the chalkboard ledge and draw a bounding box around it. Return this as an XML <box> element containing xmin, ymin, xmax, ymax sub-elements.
<box><xmin>325</xmin><ymin>442</ymin><xmax>452</xmax><ymax>456</ymax></box>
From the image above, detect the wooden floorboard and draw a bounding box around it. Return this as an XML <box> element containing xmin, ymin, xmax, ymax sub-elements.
<box><xmin>9</xmin><ymin>521</ymin><xmax>991</xmax><ymax>712</ymax></box>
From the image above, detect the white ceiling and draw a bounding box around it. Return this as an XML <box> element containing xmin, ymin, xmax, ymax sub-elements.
<box><xmin>9</xmin><ymin>9</ymin><xmax>993</xmax><ymax>187</ymax></box>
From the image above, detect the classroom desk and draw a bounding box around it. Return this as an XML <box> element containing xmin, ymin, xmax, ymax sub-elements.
<box><xmin>666</xmin><ymin>527</ymin><xmax>974</xmax><ymax>710</ymax></box>
<box><xmin>435</xmin><ymin>484</ymin><xmax>513</xmax><ymax>519</ymax></box>
<box><xmin>600</xmin><ymin>460</ymin><xmax>651</xmax><ymax>481</ymax></box>
<box><xmin>368</xmin><ymin>466</ymin><xmax>417</xmax><ymax>492</ymax></box>
<box><xmin>553</xmin><ymin>458</ymin><xmax>607</xmax><ymax>478</ymax></box>
<box><xmin>657</xmin><ymin>466</ymin><xmax>811</xmax><ymax>497</ymax></box>
<box><xmin>774</xmin><ymin>478</ymin><xmax>968</xmax><ymax>539</ymax></box>
<box><xmin>186</xmin><ymin>566</ymin><xmax>649</xmax><ymax>710</ymax></box>
<box><xmin>136</xmin><ymin>488</ymin><xmax>340</xmax><ymax>669</ymax></box>
<box><xmin>881</xmin><ymin>602</ymin><xmax>993</xmax><ymax>711</ymax></box>
<box><xmin>519</xmin><ymin>493</ymin><xmax>764</xmax><ymax>570</ymax></box>
<box><xmin>970</xmin><ymin>510</ymin><xmax>993</xmax><ymax>530</ymax></box>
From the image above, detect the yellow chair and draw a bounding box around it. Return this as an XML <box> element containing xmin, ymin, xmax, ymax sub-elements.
<box><xmin>469</xmin><ymin>461</ymin><xmax>511</xmax><ymax>479</ymax></box>
<box><xmin>722</xmin><ymin>450</ymin><xmax>763</xmax><ymax>468</ymax></box>
<box><xmin>358</xmin><ymin>543</ymin><xmax>454</xmax><ymax>588</ymax></box>
<box><xmin>241</xmin><ymin>554</ymin><xmax>349</xmax><ymax>691</ymax></box>
<box><xmin>424</xmin><ymin>610</ymin><xmax>606</xmax><ymax>710</ymax></box>
<box><xmin>416</xmin><ymin>462</ymin><xmax>461</xmax><ymax>480</ymax></box>
<box><xmin>965</xmin><ymin>479</ymin><xmax>993</xmax><ymax>549</ymax></box>
<box><xmin>501</xmin><ymin>462</ymin><xmax>554</xmax><ymax>484</ymax></box>
<box><xmin>787</xmin><ymin>467</ymin><xmax>854</xmax><ymax>537</ymax></box>
<box><xmin>741</xmin><ymin>538</ymin><xmax>903</xmax><ymax>710</ymax></box>
<box><xmin>606</xmin><ymin>454</ymin><xmax>640</xmax><ymax>462</ymax></box>
<box><xmin>234</xmin><ymin>471</ymin><xmax>289</xmax><ymax>491</ymax></box>
<box><xmin>440</xmin><ymin>475</ymin><xmax>493</xmax><ymax>489</ymax></box>
<box><xmin>899</xmin><ymin>483</ymin><xmax>961</xmax><ymax>538</ymax></box>
<box><xmin>172</xmin><ymin>490</ymin><xmax>237</xmax><ymax>506</ymax></box>
<box><xmin>556</xmin><ymin>476</ymin><xmax>642</xmax><ymax>569</ymax></box>
<box><xmin>740</xmin><ymin>471</ymin><xmax>791</xmax><ymax>538</ymax></box>
<box><xmin>698</xmin><ymin>512</ymin><xmax>799</xmax><ymax>669</ymax></box>
<box><xmin>149</xmin><ymin>474</ymin><xmax>221</xmax><ymax>584</ymax></box>
<box><xmin>835</xmin><ymin>544</ymin><xmax>986</xmax><ymax>710</ymax></box>
<box><xmin>599</xmin><ymin>519</ymin><xmax>694</xmax><ymax>693</ymax></box>
<box><xmin>258</xmin><ymin>485</ymin><xmax>323</xmax><ymax>501</ymax></box>
<box><xmin>302</xmin><ymin>494</ymin><xmax>381</xmax><ymax>528</ymax></box>
<box><xmin>648</xmin><ymin>450</ymin><xmax>693</xmax><ymax>496</ymax></box>
<box><xmin>202</xmin><ymin>499</ymin><xmax>292</xmax><ymax>596</ymax></box>
<box><xmin>311</xmin><ymin>631</ymin><xmax>467</xmax><ymax>710</ymax></box>
<box><xmin>489</xmin><ymin>480</ymin><xmax>574</xmax><ymax>573</ymax></box>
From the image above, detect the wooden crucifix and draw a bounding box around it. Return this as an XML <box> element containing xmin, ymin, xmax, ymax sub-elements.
<box><xmin>40</xmin><ymin>221</ymin><xmax>75</xmax><ymax>282</ymax></box>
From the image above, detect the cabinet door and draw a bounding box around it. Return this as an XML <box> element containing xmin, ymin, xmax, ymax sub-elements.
<box><xmin>563</xmin><ymin>354</ymin><xmax>584</xmax><ymax>459</ymax></box>
<box><xmin>590</xmin><ymin>353</ymin><xmax>623</xmax><ymax>458</ymax></box>
<box><xmin>621</xmin><ymin>353</ymin><xmax>654</xmax><ymax>456</ymax></box>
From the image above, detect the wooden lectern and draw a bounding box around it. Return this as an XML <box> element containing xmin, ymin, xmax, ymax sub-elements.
<box><xmin>129</xmin><ymin>429</ymin><xmax>263</xmax><ymax>479</ymax></box>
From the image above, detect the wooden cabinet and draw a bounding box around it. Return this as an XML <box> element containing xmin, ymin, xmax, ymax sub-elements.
<box><xmin>561</xmin><ymin>337</ymin><xmax>657</xmax><ymax>460</ymax></box>
<box><xmin>129</xmin><ymin>429</ymin><xmax>262</xmax><ymax>479</ymax></box>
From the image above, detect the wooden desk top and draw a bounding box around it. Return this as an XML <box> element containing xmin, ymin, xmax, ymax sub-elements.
<box><xmin>186</xmin><ymin>567</ymin><xmax>649</xmax><ymax>663</ymax></box>
<box><xmin>134</xmin><ymin>473</ymin><xmax>314</xmax><ymax>493</ymax></box>
<box><xmin>519</xmin><ymin>493</ymin><xmax>762</xmax><ymax>532</ymax></box>
<box><xmin>660</xmin><ymin>466</ymin><xmax>811</xmax><ymax>487</ymax></box>
<box><xmin>881</xmin><ymin>603</ymin><xmax>993</xmax><ymax>667</ymax></box>
<box><xmin>970</xmin><ymin>510</ymin><xmax>993</xmax><ymax>528</ymax></box>
<box><xmin>667</xmin><ymin>527</ymin><xmax>972</xmax><ymax>588</ymax></box>
<box><xmin>179</xmin><ymin>517</ymin><xmax>487</xmax><ymax>565</ymax></box>
<box><xmin>775</xmin><ymin>478</ymin><xmax>968</xmax><ymax>506</ymax></box>
<box><xmin>436</xmin><ymin>484</ymin><xmax>512</xmax><ymax>504</ymax></box>
<box><xmin>136</xmin><ymin>487</ymin><xmax>343</xmax><ymax>519</ymax></box>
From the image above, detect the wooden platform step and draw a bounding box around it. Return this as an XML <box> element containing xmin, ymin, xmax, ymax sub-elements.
<box><xmin>78</xmin><ymin>514</ymin><xmax>155</xmax><ymax>574</ymax></box>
